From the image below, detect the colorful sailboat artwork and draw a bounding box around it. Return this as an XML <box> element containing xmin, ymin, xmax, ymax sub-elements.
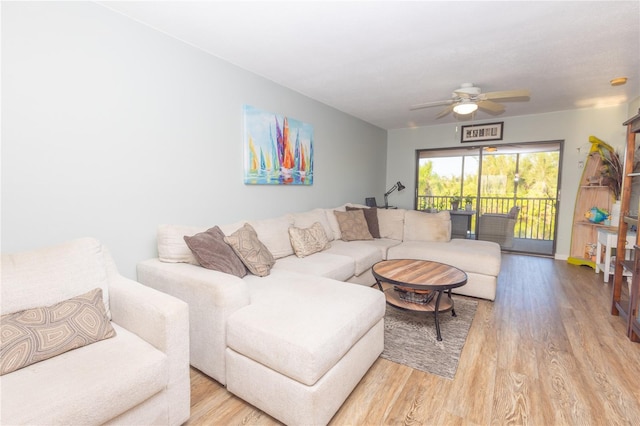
<box><xmin>243</xmin><ymin>105</ymin><xmax>314</xmax><ymax>185</ymax></box>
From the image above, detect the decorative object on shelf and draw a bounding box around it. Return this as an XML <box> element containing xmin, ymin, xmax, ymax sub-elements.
<box><xmin>384</xmin><ymin>181</ymin><xmax>405</xmax><ymax>208</ymax></box>
<box><xmin>595</xmin><ymin>137</ymin><xmax>623</xmax><ymax>201</ymax></box>
<box><xmin>585</xmin><ymin>206</ymin><xmax>609</xmax><ymax>224</ymax></box>
<box><xmin>243</xmin><ymin>105</ymin><xmax>314</xmax><ymax>185</ymax></box>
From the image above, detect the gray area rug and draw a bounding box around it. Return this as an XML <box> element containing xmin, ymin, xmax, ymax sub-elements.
<box><xmin>381</xmin><ymin>296</ymin><xmax>478</xmax><ymax>380</ymax></box>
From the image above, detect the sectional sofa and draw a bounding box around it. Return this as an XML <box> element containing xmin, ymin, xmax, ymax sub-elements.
<box><xmin>137</xmin><ymin>204</ymin><xmax>502</xmax><ymax>425</ymax></box>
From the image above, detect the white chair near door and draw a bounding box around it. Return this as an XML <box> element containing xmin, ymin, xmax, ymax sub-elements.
<box><xmin>595</xmin><ymin>228</ymin><xmax>636</xmax><ymax>282</ymax></box>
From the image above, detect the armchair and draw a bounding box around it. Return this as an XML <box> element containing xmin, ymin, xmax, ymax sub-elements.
<box><xmin>478</xmin><ymin>206</ymin><xmax>520</xmax><ymax>248</ymax></box>
<box><xmin>0</xmin><ymin>238</ymin><xmax>190</xmax><ymax>425</ymax></box>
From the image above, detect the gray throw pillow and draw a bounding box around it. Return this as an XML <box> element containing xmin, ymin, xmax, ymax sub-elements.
<box><xmin>334</xmin><ymin>210</ymin><xmax>374</xmax><ymax>241</ymax></box>
<box><xmin>184</xmin><ymin>226</ymin><xmax>248</xmax><ymax>278</ymax></box>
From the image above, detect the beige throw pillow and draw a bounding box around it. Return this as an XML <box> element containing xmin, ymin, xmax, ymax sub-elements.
<box><xmin>288</xmin><ymin>222</ymin><xmax>331</xmax><ymax>258</ymax></box>
<box><xmin>0</xmin><ymin>288</ymin><xmax>116</xmax><ymax>376</ymax></box>
<box><xmin>346</xmin><ymin>206</ymin><xmax>380</xmax><ymax>238</ymax></box>
<box><xmin>224</xmin><ymin>223</ymin><xmax>276</xmax><ymax>277</ymax></box>
<box><xmin>334</xmin><ymin>210</ymin><xmax>374</xmax><ymax>241</ymax></box>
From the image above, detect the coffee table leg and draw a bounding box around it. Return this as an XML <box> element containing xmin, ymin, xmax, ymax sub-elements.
<box><xmin>449</xmin><ymin>288</ymin><xmax>456</xmax><ymax>317</ymax></box>
<box><xmin>434</xmin><ymin>290</ymin><xmax>443</xmax><ymax>341</ymax></box>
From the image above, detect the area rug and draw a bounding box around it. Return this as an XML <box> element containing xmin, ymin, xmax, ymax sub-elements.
<box><xmin>380</xmin><ymin>296</ymin><xmax>478</xmax><ymax>380</ymax></box>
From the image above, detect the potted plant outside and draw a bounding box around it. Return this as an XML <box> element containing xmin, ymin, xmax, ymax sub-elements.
<box><xmin>451</xmin><ymin>196</ymin><xmax>461</xmax><ymax>211</ymax></box>
<box><xmin>464</xmin><ymin>196</ymin><xmax>474</xmax><ymax>211</ymax></box>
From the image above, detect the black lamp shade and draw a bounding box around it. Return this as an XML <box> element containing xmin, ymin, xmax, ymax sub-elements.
<box><xmin>396</xmin><ymin>181</ymin><xmax>406</xmax><ymax>192</ymax></box>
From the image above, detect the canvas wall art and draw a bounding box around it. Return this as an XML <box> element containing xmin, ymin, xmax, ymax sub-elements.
<box><xmin>243</xmin><ymin>105</ymin><xmax>314</xmax><ymax>185</ymax></box>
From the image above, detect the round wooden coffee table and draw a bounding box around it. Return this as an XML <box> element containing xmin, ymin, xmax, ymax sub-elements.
<box><xmin>372</xmin><ymin>259</ymin><xmax>468</xmax><ymax>341</ymax></box>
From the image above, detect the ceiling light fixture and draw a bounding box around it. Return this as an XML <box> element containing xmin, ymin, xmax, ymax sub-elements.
<box><xmin>453</xmin><ymin>101</ymin><xmax>478</xmax><ymax>115</ymax></box>
<box><xmin>610</xmin><ymin>77</ymin><xmax>628</xmax><ymax>86</ymax></box>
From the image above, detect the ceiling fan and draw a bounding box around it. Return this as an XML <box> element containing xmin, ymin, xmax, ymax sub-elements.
<box><xmin>410</xmin><ymin>83</ymin><xmax>530</xmax><ymax>118</ymax></box>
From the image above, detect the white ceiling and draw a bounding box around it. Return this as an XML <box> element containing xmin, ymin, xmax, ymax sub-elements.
<box><xmin>101</xmin><ymin>1</ymin><xmax>640</xmax><ymax>130</ymax></box>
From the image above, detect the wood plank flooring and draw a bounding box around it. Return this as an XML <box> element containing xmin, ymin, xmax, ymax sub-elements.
<box><xmin>187</xmin><ymin>254</ymin><xmax>640</xmax><ymax>425</ymax></box>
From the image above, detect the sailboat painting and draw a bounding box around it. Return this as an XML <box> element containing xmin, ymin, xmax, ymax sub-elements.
<box><xmin>243</xmin><ymin>105</ymin><xmax>314</xmax><ymax>185</ymax></box>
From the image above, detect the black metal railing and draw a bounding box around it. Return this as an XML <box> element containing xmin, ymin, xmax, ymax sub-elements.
<box><xmin>417</xmin><ymin>195</ymin><xmax>557</xmax><ymax>241</ymax></box>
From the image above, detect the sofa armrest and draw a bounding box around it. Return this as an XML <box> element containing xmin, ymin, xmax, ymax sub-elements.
<box><xmin>108</xmin><ymin>276</ymin><xmax>190</xmax><ymax>426</ymax></box>
<box><xmin>136</xmin><ymin>259</ymin><xmax>250</xmax><ymax>385</ymax></box>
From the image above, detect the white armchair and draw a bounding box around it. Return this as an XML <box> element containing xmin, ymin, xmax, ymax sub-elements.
<box><xmin>0</xmin><ymin>238</ymin><xmax>190</xmax><ymax>425</ymax></box>
<box><xmin>478</xmin><ymin>206</ymin><xmax>520</xmax><ymax>248</ymax></box>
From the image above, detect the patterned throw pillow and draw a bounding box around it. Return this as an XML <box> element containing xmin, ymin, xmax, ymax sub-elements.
<box><xmin>288</xmin><ymin>222</ymin><xmax>331</xmax><ymax>258</ymax></box>
<box><xmin>346</xmin><ymin>206</ymin><xmax>381</xmax><ymax>238</ymax></box>
<box><xmin>224</xmin><ymin>223</ymin><xmax>276</xmax><ymax>277</ymax></box>
<box><xmin>334</xmin><ymin>210</ymin><xmax>374</xmax><ymax>241</ymax></box>
<box><xmin>0</xmin><ymin>288</ymin><xmax>116</xmax><ymax>376</ymax></box>
<box><xmin>184</xmin><ymin>226</ymin><xmax>248</xmax><ymax>278</ymax></box>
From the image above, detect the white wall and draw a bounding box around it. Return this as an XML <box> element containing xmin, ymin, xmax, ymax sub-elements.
<box><xmin>1</xmin><ymin>2</ymin><xmax>387</xmax><ymax>277</ymax></box>
<box><xmin>387</xmin><ymin>106</ymin><xmax>630</xmax><ymax>258</ymax></box>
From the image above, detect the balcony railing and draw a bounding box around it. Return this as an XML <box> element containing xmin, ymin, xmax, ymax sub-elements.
<box><xmin>417</xmin><ymin>195</ymin><xmax>557</xmax><ymax>241</ymax></box>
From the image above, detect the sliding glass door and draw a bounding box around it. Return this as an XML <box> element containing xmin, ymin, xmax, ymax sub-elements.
<box><xmin>416</xmin><ymin>141</ymin><xmax>562</xmax><ymax>256</ymax></box>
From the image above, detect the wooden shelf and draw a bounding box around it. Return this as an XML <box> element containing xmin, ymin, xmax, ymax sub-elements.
<box><xmin>611</xmin><ymin>108</ymin><xmax>640</xmax><ymax>343</ymax></box>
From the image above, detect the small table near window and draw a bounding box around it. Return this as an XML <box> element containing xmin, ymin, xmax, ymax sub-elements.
<box><xmin>448</xmin><ymin>209</ymin><xmax>476</xmax><ymax>239</ymax></box>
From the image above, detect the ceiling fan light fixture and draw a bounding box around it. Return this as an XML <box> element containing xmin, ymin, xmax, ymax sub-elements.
<box><xmin>453</xmin><ymin>101</ymin><xmax>478</xmax><ymax>115</ymax></box>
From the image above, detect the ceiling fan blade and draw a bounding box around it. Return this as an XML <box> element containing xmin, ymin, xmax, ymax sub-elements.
<box><xmin>478</xmin><ymin>100</ymin><xmax>505</xmax><ymax>113</ymax></box>
<box><xmin>483</xmin><ymin>89</ymin><xmax>530</xmax><ymax>100</ymax></box>
<box><xmin>436</xmin><ymin>105</ymin><xmax>455</xmax><ymax>118</ymax></box>
<box><xmin>410</xmin><ymin>99</ymin><xmax>453</xmax><ymax>111</ymax></box>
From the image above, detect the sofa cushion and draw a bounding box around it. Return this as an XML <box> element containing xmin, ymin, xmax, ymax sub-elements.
<box><xmin>354</xmin><ymin>238</ymin><xmax>402</xmax><ymax>260</ymax></box>
<box><xmin>157</xmin><ymin>224</ymin><xmax>206</xmax><ymax>265</ymax></box>
<box><xmin>334</xmin><ymin>210</ymin><xmax>373</xmax><ymax>241</ymax></box>
<box><xmin>247</xmin><ymin>215</ymin><xmax>295</xmax><ymax>259</ymax></box>
<box><xmin>324</xmin><ymin>240</ymin><xmax>382</xmax><ymax>276</ymax></box>
<box><xmin>227</xmin><ymin>271</ymin><xmax>385</xmax><ymax>386</ymax></box>
<box><xmin>0</xmin><ymin>324</ymin><xmax>167</xmax><ymax>425</ymax></box>
<box><xmin>0</xmin><ymin>288</ymin><xmax>116</xmax><ymax>376</ymax></box>
<box><xmin>377</xmin><ymin>208</ymin><xmax>406</xmax><ymax>240</ymax></box>
<box><xmin>324</xmin><ymin>205</ymin><xmax>347</xmax><ymax>240</ymax></box>
<box><xmin>403</xmin><ymin>210</ymin><xmax>451</xmax><ymax>242</ymax></box>
<box><xmin>346</xmin><ymin>206</ymin><xmax>381</xmax><ymax>238</ymax></box>
<box><xmin>387</xmin><ymin>239</ymin><xmax>501</xmax><ymax>277</ymax></box>
<box><xmin>225</xmin><ymin>223</ymin><xmax>276</xmax><ymax>277</ymax></box>
<box><xmin>288</xmin><ymin>222</ymin><xmax>331</xmax><ymax>258</ymax></box>
<box><xmin>1</xmin><ymin>238</ymin><xmax>111</xmax><ymax>319</ymax></box>
<box><xmin>184</xmin><ymin>227</ymin><xmax>247</xmax><ymax>277</ymax></box>
<box><xmin>289</xmin><ymin>209</ymin><xmax>335</xmax><ymax>242</ymax></box>
<box><xmin>273</xmin><ymin>252</ymin><xmax>355</xmax><ymax>281</ymax></box>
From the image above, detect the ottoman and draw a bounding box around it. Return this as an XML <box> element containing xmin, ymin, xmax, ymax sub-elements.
<box><xmin>225</xmin><ymin>274</ymin><xmax>385</xmax><ymax>425</ymax></box>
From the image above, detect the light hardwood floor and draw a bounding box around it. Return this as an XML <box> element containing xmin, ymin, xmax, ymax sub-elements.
<box><xmin>187</xmin><ymin>254</ymin><xmax>640</xmax><ymax>425</ymax></box>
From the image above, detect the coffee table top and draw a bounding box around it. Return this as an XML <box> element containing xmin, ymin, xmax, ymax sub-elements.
<box><xmin>372</xmin><ymin>259</ymin><xmax>467</xmax><ymax>291</ymax></box>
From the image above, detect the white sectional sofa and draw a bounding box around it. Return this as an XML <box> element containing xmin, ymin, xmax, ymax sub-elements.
<box><xmin>137</xmin><ymin>205</ymin><xmax>502</xmax><ymax>425</ymax></box>
<box><xmin>1</xmin><ymin>238</ymin><xmax>190</xmax><ymax>426</ymax></box>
